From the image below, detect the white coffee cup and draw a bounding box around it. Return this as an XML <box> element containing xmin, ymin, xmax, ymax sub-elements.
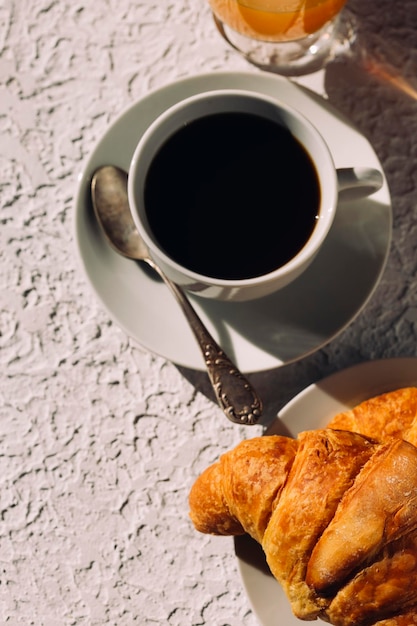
<box><xmin>128</xmin><ymin>90</ymin><xmax>383</xmax><ymax>302</ymax></box>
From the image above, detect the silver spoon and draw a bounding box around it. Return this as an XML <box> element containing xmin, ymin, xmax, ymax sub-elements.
<box><xmin>91</xmin><ymin>165</ymin><xmax>263</xmax><ymax>425</ymax></box>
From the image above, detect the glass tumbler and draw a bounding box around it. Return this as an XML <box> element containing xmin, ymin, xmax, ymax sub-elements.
<box><xmin>208</xmin><ymin>0</ymin><xmax>355</xmax><ymax>75</ymax></box>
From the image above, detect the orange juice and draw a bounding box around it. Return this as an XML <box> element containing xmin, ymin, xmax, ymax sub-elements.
<box><xmin>208</xmin><ymin>0</ymin><xmax>347</xmax><ymax>42</ymax></box>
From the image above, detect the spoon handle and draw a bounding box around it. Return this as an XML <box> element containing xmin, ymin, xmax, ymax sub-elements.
<box><xmin>156</xmin><ymin>269</ymin><xmax>263</xmax><ymax>425</ymax></box>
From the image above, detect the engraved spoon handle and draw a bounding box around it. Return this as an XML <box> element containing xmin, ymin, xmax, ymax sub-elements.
<box><xmin>153</xmin><ymin>264</ymin><xmax>263</xmax><ymax>425</ymax></box>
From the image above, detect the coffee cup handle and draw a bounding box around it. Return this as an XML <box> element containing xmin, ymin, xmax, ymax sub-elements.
<box><xmin>336</xmin><ymin>167</ymin><xmax>384</xmax><ymax>202</ymax></box>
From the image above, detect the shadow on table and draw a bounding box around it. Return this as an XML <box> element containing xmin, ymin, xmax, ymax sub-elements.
<box><xmin>324</xmin><ymin>1</ymin><xmax>417</xmax><ymax>170</ymax></box>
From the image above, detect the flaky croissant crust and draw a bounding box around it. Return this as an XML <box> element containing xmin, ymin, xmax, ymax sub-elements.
<box><xmin>189</xmin><ymin>387</ymin><xmax>417</xmax><ymax>626</ymax></box>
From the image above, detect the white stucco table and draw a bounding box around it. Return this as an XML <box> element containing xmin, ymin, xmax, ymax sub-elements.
<box><xmin>1</xmin><ymin>0</ymin><xmax>417</xmax><ymax>624</ymax></box>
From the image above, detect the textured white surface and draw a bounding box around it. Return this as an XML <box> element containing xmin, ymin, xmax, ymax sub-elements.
<box><xmin>1</xmin><ymin>0</ymin><xmax>417</xmax><ymax>624</ymax></box>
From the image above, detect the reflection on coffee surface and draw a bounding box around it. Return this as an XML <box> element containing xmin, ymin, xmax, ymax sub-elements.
<box><xmin>144</xmin><ymin>112</ymin><xmax>320</xmax><ymax>280</ymax></box>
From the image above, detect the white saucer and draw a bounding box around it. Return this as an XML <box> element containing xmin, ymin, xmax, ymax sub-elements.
<box><xmin>74</xmin><ymin>71</ymin><xmax>392</xmax><ymax>373</ymax></box>
<box><xmin>237</xmin><ymin>357</ymin><xmax>417</xmax><ymax>625</ymax></box>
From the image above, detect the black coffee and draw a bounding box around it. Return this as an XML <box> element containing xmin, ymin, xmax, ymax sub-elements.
<box><xmin>144</xmin><ymin>111</ymin><xmax>320</xmax><ymax>280</ymax></box>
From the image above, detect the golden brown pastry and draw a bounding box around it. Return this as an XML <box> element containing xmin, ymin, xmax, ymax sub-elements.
<box><xmin>327</xmin><ymin>387</ymin><xmax>417</xmax><ymax>445</ymax></box>
<box><xmin>189</xmin><ymin>388</ymin><xmax>417</xmax><ymax>626</ymax></box>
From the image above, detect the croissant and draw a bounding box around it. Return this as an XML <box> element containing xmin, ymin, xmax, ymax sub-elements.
<box><xmin>189</xmin><ymin>387</ymin><xmax>417</xmax><ymax>626</ymax></box>
<box><xmin>327</xmin><ymin>386</ymin><xmax>417</xmax><ymax>446</ymax></box>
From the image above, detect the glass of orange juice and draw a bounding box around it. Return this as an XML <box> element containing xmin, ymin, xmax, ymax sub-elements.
<box><xmin>207</xmin><ymin>0</ymin><xmax>355</xmax><ymax>75</ymax></box>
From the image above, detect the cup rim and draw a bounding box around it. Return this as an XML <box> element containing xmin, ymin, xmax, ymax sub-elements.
<box><xmin>128</xmin><ymin>88</ymin><xmax>338</xmax><ymax>289</ymax></box>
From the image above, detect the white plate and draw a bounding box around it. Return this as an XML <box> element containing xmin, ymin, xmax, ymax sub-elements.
<box><xmin>74</xmin><ymin>71</ymin><xmax>392</xmax><ymax>373</ymax></box>
<box><xmin>237</xmin><ymin>357</ymin><xmax>417</xmax><ymax>625</ymax></box>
